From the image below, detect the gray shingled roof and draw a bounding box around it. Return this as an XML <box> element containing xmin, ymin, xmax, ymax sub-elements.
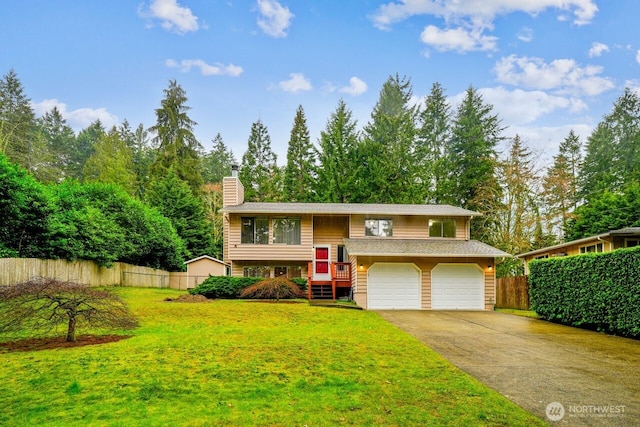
<box><xmin>343</xmin><ymin>238</ymin><xmax>511</xmax><ymax>257</ymax></box>
<box><xmin>220</xmin><ymin>202</ymin><xmax>480</xmax><ymax>216</ymax></box>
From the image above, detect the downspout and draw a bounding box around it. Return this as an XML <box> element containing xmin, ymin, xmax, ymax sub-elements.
<box><xmin>596</xmin><ymin>235</ymin><xmax>612</xmax><ymax>252</ymax></box>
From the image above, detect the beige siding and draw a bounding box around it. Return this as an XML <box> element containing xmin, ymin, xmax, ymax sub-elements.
<box><xmin>231</xmin><ymin>261</ymin><xmax>308</xmax><ymax>278</ymax></box>
<box><xmin>227</xmin><ymin>214</ymin><xmax>313</xmax><ymax>261</ymax></box>
<box><xmin>522</xmin><ymin>236</ymin><xmax>621</xmax><ymax>272</ymax></box>
<box><xmin>349</xmin><ymin>215</ymin><xmax>468</xmax><ymax>240</ymax></box>
<box><xmin>351</xmin><ymin>256</ymin><xmax>494</xmax><ymax>310</ymax></box>
<box><xmin>313</xmin><ymin>216</ymin><xmax>349</xmax><ymax>263</ymax></box>
<box><xmin>223</xmin><ymin>177</ymin><xmax>244</xmax><ymax>207</ymax></box>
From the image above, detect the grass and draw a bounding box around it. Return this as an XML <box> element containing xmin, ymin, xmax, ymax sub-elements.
<box><xmin>0</xmin><ymin>288</ymin><xmax>545</xmax><ymax>426</ymax></box>
<box><xmin>496</xmin><ymin>308</ymin><xmax>540</xmax><ymax>319</ymax></box>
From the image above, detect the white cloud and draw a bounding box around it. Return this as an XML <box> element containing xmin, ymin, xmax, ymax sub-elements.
<box><xmin>420</xmin><ymin>25</ymin><xmax>497</xmax><ymax>52</ymax></box>
<box><xmin>517</xmin><ymin>27</ymin><xmax>533</xmax><ymax>43</ymax></box>
<box><xmin>138</xmin><ymin>0</ymin><xmax>199</xmax><ymax>34</ymax></box>
<box><xmin>278</xmin><ymin>73</ymin><xmax>311</xmax><ymax>93</ymax></box>
<box><xmin>32</xmin><ymin>99</ymin><xmax>118</xmax><ymax>130</ymax></box>
<box><xmin>506</xmin><ymin>123</ymin><xmax>593</xmax><ymax>159</ymax></box>
<box><xmin>494</xmin><ymin>55</ymin><xmax>614</xmax><ymax>96</ymax></box>
<box><xmin>370</xmin><ymin>0</ymin><xmax>598</xmax><ymax>30</ymax></box>
<box><xmin>166</xmin><ymin>59</ymin><xmax>243</xmax><ymax>77</ymax></box>
<box><xmin>588</xmin><ymin>42</ymin><xmax>609</xmax><ymax>57</ymax></box>
<box><xmin>338</xmin><ymin>77</ymin><xmax>368</xmax><ymax>96</ymax></box>
<box><xmin>256</xmin><ymin>0</ymin><xmax>294</xmax><ymax>38</ymax></box>
<box><xmin>473</xmin><ymin>87</ymin><xmax>586</xmax><ymax>125</ymax></box>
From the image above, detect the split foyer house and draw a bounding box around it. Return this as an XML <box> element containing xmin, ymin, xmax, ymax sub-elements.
<box><xmin>221</xmin><ymin>169</ymin><xmax>510</xmax><ymax>310</ymax></box>
<box><xmin>517</xmin><ymin>227</ymin><xmax>640</xmax><ymax>274</ymax></box>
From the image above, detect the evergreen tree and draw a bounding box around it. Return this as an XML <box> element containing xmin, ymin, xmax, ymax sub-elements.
<box><xmin>416</xmin><ymin>82</ymin><xmax>451</xmax><ymax>203</ymax></box>
<box><xmin>580</xmin><ymin>88</ymin><xmax>640</xmax><ymax>200</ymax></box>
<box><xmin>542</xmin><ymin>130</ymin><xmax>582</xmax><ymax>240</ymax></box>
<box><xmin>201</xmin><ymin>133</ymin><xmax>236</xmax><ymax>184</ymax></box>
<box><xmin>494</xmin><ymin>135</ymin><xmax>540</xmax><ymax>275</ymax></box>
<box><xmin>36</xmin><ymin>106</ymin><xmax>76</xmax><ymax>182</ymax></box>
<box><xmin>149</xmin><ymin>80</ymin><xmax>204</xmax><ymax>194</ymax></box>
<box><xmin>357</xmin><ymin>74</ymin><xmax>419</xmax><ymax>203</ymax></box>
<box><xmin>443</xmin><ymin>86</ymin><xmax>504</xmax><ymax>242</ymax></box>
<box><xmin>239</xmin><ymin>119</ymin><xmax>280</xmax><ymax>202</ymax></box>
<box><xmin>72</xmin><ymin>120</ymin><xmax>105</xmax><ymax>180</ymax></box>
<box><xmin>0</xmin><ymin>69</ymin><xmax>40</xmax><ymax>173</ymax></box>
<box><xmin>314</xmin><ymin>100</ymin><xmax>360</xmax><ymax>203</ymax></box>
<box><xmin>202</xmin><ymin>183</ymin><xmax>224</xmax><ymax>259</ymax></box>
<box><xmin>283</xmin><ymin>105</ymin><xmax>316</xmax><ymax>202</ymax></box>
<box><xmin>83</xmin><ymin>127</ymin><xmax>137</xmax><ymax>195</ymax></box>
<box><xmin>145</xmin><ymin>168</ymin><xmax>215</xmax><ymax>259</ymax></box>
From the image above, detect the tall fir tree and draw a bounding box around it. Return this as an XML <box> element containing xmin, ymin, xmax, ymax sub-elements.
<box><xmin>580</xmin><ymin>88</ymin><xmax>640</xmax><ymax>200</ymax></box>
<box><xmin>416</xmin><ymin>82</ymin><xmax>451</xmax><ymax>203</ymax></box>
<box><xmin>201</xmin><ymin>133</ymin><xmax>236</xmax><ymax>184</ymax></box>
<box><xmin>494</xmin><ymin>135</ymin><xmax>540</xmax><ymax>275</ymax></box>
<box><xmin>314</xmin><ymin>100</ymin><xmax>360</xmax><ymax>203</ymax></box>
<box><xmin>283</xmin><ymin>105</ymin><xmax>316</xmax><ymax>202</ymax></box>
<box><xmin>83</xmin><ymin>127</ymin><xmax>137</xmax><ymax>195</ymax></box>
<box><xmin>443</xmin><ymin>86</ymin><xmax>504</xmax><ymax>242</ymax></box>
<box><xmin>357</xmin><ymin>74</ymin><xmax>419</xmax><ymax>203</ymax></box>
<box><xmin>239</xmin><ymin>119</ymin><xmax>280</xmax><ymax>202</ymax></box>
<box><xmin>0</xmin><ymin>69</ymin><xmax>41</xmax><ymax>173</ymax></box>
<box><xmin>542</xmin><ymin>130</ymin><xmax>582</xmax><ymax>240</ymax></box>
<box><xmin>72</xmin><ymin>120</ymin><xmax>105</xmax><ymax>180</ymax></box>
<box><xmin>36</xmin><ymin>106</ymin><xmax>76</xmax><ymax>182</ymax></box>
<box><xmin>149</xmin><ymin>80</ymin><xmax>204</xmax><ymax>194</ymax></box>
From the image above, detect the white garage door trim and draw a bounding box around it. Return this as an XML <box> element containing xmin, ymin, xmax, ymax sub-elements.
<box><xmin>367</xmin><ymin>263</ymin><xmax>421</xmax><ymax>310</ymax></box>
<box><xmin>431</xmin><ymin>263</ymin><xmax>484</xmax><ymax>310</ymax></box>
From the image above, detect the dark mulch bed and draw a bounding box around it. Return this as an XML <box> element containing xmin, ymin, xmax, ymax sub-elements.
<box><xmin>0</xmin><ymin>335</ymin><xmax>132</xmax><ymax>353</ymax></box>
<box><xmin>164</xmin><ymin>294</ymin><xmax>211</xmax><ymax>303</ymax></box>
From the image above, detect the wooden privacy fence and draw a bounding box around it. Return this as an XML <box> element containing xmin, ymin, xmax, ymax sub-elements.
<box><xmin>495</xmin><ymin>275</ymin><xmax>530</xmax><ymax>310</ymax></box>
<box><xmin>0</xmin><ymin>258</ymin><xmax>198</xmax><ymax>290</ymax></box>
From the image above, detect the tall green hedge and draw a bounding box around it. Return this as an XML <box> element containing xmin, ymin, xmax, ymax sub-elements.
<box><xmin>529</xmin><ymin>246</ymin><xmax>640</xmax><ymax>337</ymax></box>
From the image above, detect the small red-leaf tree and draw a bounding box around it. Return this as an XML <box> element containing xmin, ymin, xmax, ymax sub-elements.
<box><xmin>0</xmin><ymin>277</ymin><xmax>138</xmax><ymax>342</ymax></box>
<box><xmin>239</xmin><ymin>276</ymin><xmax>305</xmax><ymax>302</ymax></box>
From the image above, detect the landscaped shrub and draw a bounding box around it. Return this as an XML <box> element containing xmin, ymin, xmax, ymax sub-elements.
<box><xmin>239</xmin><ymin>277</ymin><xmax>306</xmax><ymax>301</ymax></box>
<box><xmin>190</xmin><ymin>276</ymin><xmax>309</xmax><ymax>299</ymax></box>
<box><xmin>529</xmin><ymin>246</ymin><xmax>640</xmax><ymax>337</ymax></box>
<box><xmin>189</xmin><ymin>276</ymin><xmax>262</xmax><ymax>299</ymax></box>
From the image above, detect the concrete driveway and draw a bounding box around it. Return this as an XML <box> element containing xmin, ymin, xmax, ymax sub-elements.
<box><xmin>376</xmin><ymin>311</ymin><xmax>640</xmax><ymax>426</ymax></box>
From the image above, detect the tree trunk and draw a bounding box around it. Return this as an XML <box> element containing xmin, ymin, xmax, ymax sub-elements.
<box><xmin>66</xmin><ymin>315</ymin><xmax>77</xmax><ymax>342</ymax></box>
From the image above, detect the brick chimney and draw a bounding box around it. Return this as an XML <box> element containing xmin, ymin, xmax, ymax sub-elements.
<box><xmin>223</xmin><ymin>165</ymin><xmax>244</xmax><ymax>207</ymax></box>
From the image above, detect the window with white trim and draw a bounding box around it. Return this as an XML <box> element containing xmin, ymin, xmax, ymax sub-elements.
<box><xmin>365</xmin><ymin>219</ymin><xmax>393</xmax><ymax>237</ymax></box>
<box><xmin>273</xmin><ymin>218</ymin><xmax>301</xmax><ymax>245</ymax></box>
<box><xmin>274</xmin><ymin>266</ymin><xmax>302</xmax><ymax>278</ymax></box>
<box><xmin>625</xmin><ymin>238</ymin><xmax>640</xmax><ymax>248</ymax></box>
<box><xmin>241</xmin><ymin>217</ymin><xmax>269</xmax><ymax>244</ymax></box>
<box><xmin>580</xmin><ymin>243</ymin><xmax>603</xmax><ymax>254</ymax></box>
<box><xmin>243</xmin><ymin>266</ymin><xmax>270</xmax><ymax>278</ymax></box>
<box><xmin>429</xmin><ymin>219</ymin><xmax>456</xmax><ymax>238</ymax></box>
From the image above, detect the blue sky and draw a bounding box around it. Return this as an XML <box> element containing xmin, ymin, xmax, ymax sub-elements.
<box><xmin>2</xmin><ymin>1</ymin><xmax>638</xmax><ymax>165</ymax></box>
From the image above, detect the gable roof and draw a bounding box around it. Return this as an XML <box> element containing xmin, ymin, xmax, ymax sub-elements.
<box><xmin>343</xmin><ymin>238</ymin><xmax>510</xmax><ymax>258</ymax></box>
<box><xmin>220</xmin><ymin>202</ymin><xmax>480</xmax><ymax>217</ymax></box>
<box><xmin>516</xmin><ymin>227</ymin><xmax>640</xmax><ymax>258</ymax></box>
<box><xmin>184</xmin><ymin>255</ymin><xmax>228</xmax><ymax>265</ymax></box>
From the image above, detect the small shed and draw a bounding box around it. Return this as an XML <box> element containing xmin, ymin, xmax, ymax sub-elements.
<box><xmin>184</xmin><ymin>255</ymin><xmax>229</xmax><ymax>288</ymax></box>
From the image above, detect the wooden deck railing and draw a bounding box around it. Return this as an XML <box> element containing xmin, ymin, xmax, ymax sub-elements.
<box><xmin>307</xmin><ymin>262</ymin><xmax>352</xmax><ymax>300</ymax></box>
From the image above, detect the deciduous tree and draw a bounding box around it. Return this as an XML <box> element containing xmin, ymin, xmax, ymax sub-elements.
<box><xmin>0</xmin><ymin>277</ymin><xmax>138</xmax><ymax>342</ymax></box>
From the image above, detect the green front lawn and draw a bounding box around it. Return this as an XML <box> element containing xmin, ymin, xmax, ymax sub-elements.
<box><xmin>0</xmin><ymin>288</ymin><xmax>544</xmax><ymax>426</ymax></box>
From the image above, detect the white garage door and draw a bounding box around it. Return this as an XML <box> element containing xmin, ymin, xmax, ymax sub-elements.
<box><xmin>368</xmin><ymin>263</ymin><xmax>421</xmax><ymax>309</ymax></box>
<box><xmin>431</xmin><ymin>264</ymin><xmax>484</xmax><ymax>310</ymax></box>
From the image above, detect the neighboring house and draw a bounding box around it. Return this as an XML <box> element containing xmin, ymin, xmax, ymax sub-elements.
<box><xmin>184</xmin><ymin>255</ymin><xmax>229</xmax><ymax>289</ymax></box>
<box><xmin>517</xmin><ymin>227</ymin><xmax>640</xmax><ymax>274</ymax></box>
<box><xmin>220</xmin><ymin>168</ymin><xmax>509</xmax><ymax>310</ymax></box>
